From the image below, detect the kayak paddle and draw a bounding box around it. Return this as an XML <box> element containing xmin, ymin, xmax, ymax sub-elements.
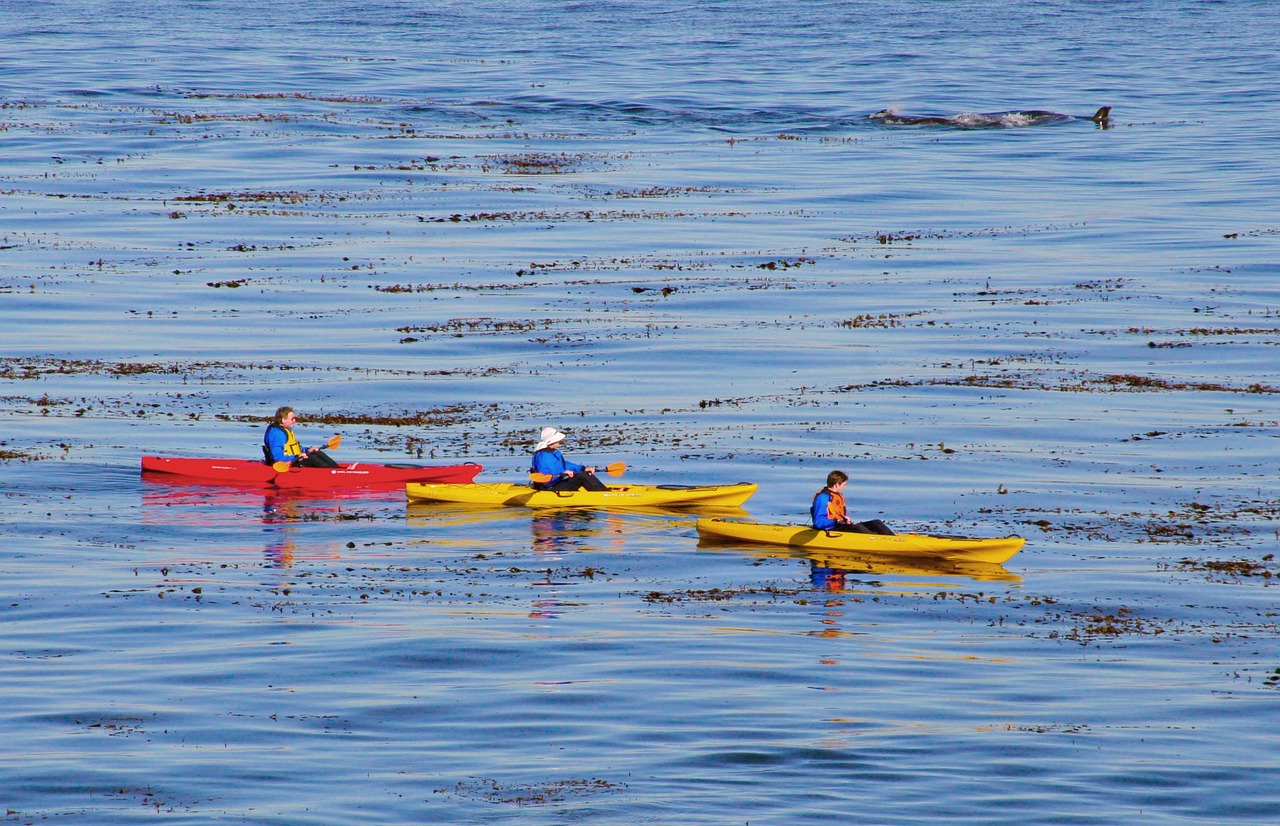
<box><xmin>272</xmin><ymin>434</ymin><xmax>342</xmax><ymax>473</ymax></box>
<box><xmin>529</xmin><ymin>461</ymin><xmax>626</xmax><ymax>484</ymax></box>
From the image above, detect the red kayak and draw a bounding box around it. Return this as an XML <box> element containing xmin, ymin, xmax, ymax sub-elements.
<box><xmin>140</xmin><ymin>456</ymin><xmax>482</xmax><ymax>489</ymax></box>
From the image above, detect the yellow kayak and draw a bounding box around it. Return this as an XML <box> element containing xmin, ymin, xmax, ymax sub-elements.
<box><xmin>695</xmin><ymin>517</ymin><xmax>1025</xmax><ymax>564</ymax></box>
<box><xmin>405</xmin><ymin>481</ymin><xmax>758</xmax><ymax>509</ymax></box>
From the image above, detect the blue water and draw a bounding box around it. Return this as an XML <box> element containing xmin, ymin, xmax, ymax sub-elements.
<box><xmin>3</xmin><ymin>0</ymin><xmax>1280</xmax><ymax>822</ymax></box>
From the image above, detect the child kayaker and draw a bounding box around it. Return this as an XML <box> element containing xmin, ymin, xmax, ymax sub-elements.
<box><xmin>530</xmin><ymin>426</ymin><xmax>608</xmax><ymax>491</ymax></box>
<box><xmin>263</xmin><ymin>406</ymin><xmax>339</xmax><ymax>468</ymax></box>
<box><xmin>811</xmin><ymin>470</ymin><xmax>894</xmax><ymax>534</ymax></box>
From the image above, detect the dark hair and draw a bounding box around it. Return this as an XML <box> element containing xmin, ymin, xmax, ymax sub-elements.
<box><xmin>271</xmin><ymin>406</ymin><xmax>295</xmax><ymax>426</ymax></box>
<box><xmin>825</xmin><ymin>470</ymin><xmax>848</xmax><ymax>487</ymax></box>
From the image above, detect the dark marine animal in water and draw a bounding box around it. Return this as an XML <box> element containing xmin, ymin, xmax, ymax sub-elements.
<box><xmin>870</xmin><ymin>106</ymin><xmax>1112</xmax><ymax>129</ymax></box>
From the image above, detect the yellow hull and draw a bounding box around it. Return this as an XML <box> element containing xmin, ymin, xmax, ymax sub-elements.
<box><xmin>405</xmin><ymin>482</ymin><xmax>758</xmax><ymax>509</ymax></box>
<box><xmin>695</xmin><ymin>517</ymin><xmax>1024</xmax><ymax>564</ymax></box>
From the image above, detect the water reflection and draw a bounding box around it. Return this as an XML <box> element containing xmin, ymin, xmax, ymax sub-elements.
<box><xmin>403</xmin><ymin>502</ymin><xmax>533</xmax><ymax>554</ymax></box>
<box><xmin>141</xmin><ymin>476</ymin><xmax>402</xmax><ymax>512</ymax></box>
<box><xmin>528</xmin><ymin>596</ymin><xmax>566</xmax><ymax>620</ymax></box>
<box><xmin>803</xmin><ymin>548</ymin><xmax>1021</xmax><ymax>584</ymax></box>
<box><xmin>810</xmin><ymin>563</ymin><xmax>852</xmax><ymax>592</ymax></box>
<box><xmin>526</xmin><ymin>573</ymin><xmax>586</xmax><ymax>623</ymax></box>
<box><xmin>701</xmin><ymin>538</ymin><xmax>1022</xmax><ymax>585</ymax></box>
<box><xmin>140</xmin><ymin>477</ymin><xmax>271</xmax><ymax>513</ymax></box>
<box><xmin>261</xmin><ymin>492</ymin><xmax>301</xmax><ymax>569</ymax></box>
<box><xmin>794</xmin><ymin>551</ymin><xmax>1019</xmax><ymax>667</ymax></box>
<box><xmin>530</xmin><ymin>509</ymin><xmax>630</xmax><ymax>557</ymax></box>
<box><xmin>140</xmin><ymin>478</ymin><xmax>373</xmax><ymax>569</ymax></box>
<box><xmin>407</xmin><ymin>501</ymin><xmax>744</xmax><ymax>556</ymax></box>
<box><xmin>407</xmin><ymin>503</ymin><xmax>706</xmax><ymax>625</ymax></box>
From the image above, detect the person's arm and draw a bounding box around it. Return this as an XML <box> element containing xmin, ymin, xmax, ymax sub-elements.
<box><xmin>812</xmin><ymin>491</ymin><xmax>836</xmax><ymax>530</ymax></box>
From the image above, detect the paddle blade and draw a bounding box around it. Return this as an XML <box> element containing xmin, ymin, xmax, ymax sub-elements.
<box><xmin>326</xmin><ymin>434</ymin><xmax>341</xmax><ymax>450</ymax></box>
<box><xmin>529</xmin><ymin>472</ymin><xmax>553</xmax><ymax>484</ymax></box>
<box><xmin>272</xmin><ymin>460</ymin><xmax>293</xmax><ymax>473</ymax></box>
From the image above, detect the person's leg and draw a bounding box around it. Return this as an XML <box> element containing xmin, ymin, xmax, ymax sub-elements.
<box><xmin>298</xmin><ymin>450</ymin><xmax>340</xmax><ymax>468</ymax></box>
<box><xmin>858</xmin><ymin>519</ymin><xmax>894</xmax><ymax>535</ymax></box>
<box><xmin>577</xmin><ymin>471</ymin><xmax>608</xmax><ymax>491</ymax></box>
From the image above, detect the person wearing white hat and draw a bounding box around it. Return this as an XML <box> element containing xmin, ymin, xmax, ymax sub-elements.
<box><xmin>530</xmin><ymin>426</ymin><xmax>608</xmax><ymax>491</ymax></box>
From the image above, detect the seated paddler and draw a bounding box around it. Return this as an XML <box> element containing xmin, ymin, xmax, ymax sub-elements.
<box><xmin>263</xmin><ymin>406</ymin><xmax>339</xmax><ymax>469</ymax></box>
<box><xmin>530</xmin><ymin>426</ymin><xmax>608</xmax><ymax>491</ymax></box>
<box><xmin>811</xmin><ymin>470</ymin><xmax>894</xmax><ymax>535</ymax></box>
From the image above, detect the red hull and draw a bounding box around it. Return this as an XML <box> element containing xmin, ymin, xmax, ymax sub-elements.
<box><xmin>140</xmin><ymin>456</ymin><xmax>482</xmax><ymax>489</ymax></box>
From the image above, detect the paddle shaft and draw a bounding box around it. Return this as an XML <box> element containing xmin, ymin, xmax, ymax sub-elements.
<box><xmin>529</xmin><ymin>460</ymin><xmax>625</xmax><ymax>484</ymax></box>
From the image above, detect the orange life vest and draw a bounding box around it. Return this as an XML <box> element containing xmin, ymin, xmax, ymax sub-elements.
<box><xmin>816</xmin><ymin>487</ymin><xmax>846</xmax><ymax>522</ymax></box>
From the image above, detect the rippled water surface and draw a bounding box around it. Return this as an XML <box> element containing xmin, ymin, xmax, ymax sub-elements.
<box><xmin>3</xmin><ymin>0</ymin><xmax>1280</xmax><ymax>822</ymax></box>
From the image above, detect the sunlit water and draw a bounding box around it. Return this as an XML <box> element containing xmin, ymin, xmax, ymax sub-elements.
<box><xmin>3</xmin><ymin>0</ymin><xmax>1280</xmax><ymax>822</ymax></box>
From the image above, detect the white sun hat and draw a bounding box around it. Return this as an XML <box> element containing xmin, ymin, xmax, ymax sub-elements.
<box><xmin>534</xmin><ymin>426</ymin><xmax>567</xmax><ymax>451</ymax></box>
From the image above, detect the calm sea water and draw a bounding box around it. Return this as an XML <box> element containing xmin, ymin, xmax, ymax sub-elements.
<box><xmin>3</xmin><ymin>0</ymin><xmax>1280</xmax><ymax>822</ymax></box>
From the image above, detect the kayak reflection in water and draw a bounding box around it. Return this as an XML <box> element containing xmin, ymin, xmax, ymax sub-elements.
<box><xmin>529</xmin><ymin>426</ymin><xmax>608</xmax><ymax>491</ymax></box>
<box><xmin>811</xmin><ymin>470</ymin><xmax>894</xmax><ymax>535</ymax></box>
<box><xmin>810</xmin><ymin>563</ymin><xmax>849</xmax><ymax>591</ymax></box>
<box><xmin>263</xmin><ymin>406</ymin><xmax>339</xmax><ymax>468</ymax></box>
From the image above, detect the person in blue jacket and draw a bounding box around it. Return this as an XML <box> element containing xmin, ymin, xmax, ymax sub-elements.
<box><xmin>811</xmin><ymin>470</ymin><xmax>893</xmax><ymax>534</ymax></box>
<box><xmin>263</xmin><ymin>406</ymin><xmax>339</xmax><ymax>468</ymax></box>
<box><xmin>530</xmin><ymin>427</ymin><xmax>607</xmax><ymax>491</ymax></box>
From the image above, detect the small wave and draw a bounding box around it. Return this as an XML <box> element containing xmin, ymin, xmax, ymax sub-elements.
<box><xmin>871</xmin><ymin>108</ymin><xmax>1087</xmax><ymax>129</ymax></box>
<box><xmin>399</xmin><ymin>93</ymin><xmax>869</xmax><ymax>135</ymax></box>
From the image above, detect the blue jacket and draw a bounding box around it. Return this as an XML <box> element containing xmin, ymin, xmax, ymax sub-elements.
<box><xmin>263</xmin><ymin>424</ymin><xmax>303</xmax><ymax>464</ymax></box>
<box><xmin>530</xmin><ymin>448</ymin><xmax>584</xmax><ymax>487</ymax></box>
